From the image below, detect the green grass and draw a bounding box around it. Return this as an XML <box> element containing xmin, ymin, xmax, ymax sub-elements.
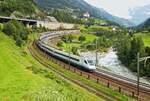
<box><xmin>83</xmin><ymin>33</ymin><xmax>98</xmax><ymax>42</ymax></box>
<box><xmin>61</xmin><ymin>33</ymin><xmax>98</xmax><ymax>52</ymax></box>
<box><xmin>94</xmin><ymin>19</ymin><xmax>107</xmax><ymax>24</ymax></box>
<box><xmin>89</xmin><ymin>25</ymin><xmax>112</xmax><ymax>31</ymax></box>
<box><xmin>135</xmin><ymin>33</ymin><xmax>150</xmax><ymax>47</ymax></box>
<box><xmin>79</xmin><ymin>25</ymin><xmax>113</xmax><ymax>33</ymax></box>
<box><xmin>32</xmin><ymin>45</ymin><xmax>137</xmax><ymax>101</ymax></box>
<box><xmin>0</xmin><ymin>32</ymin><xmax>103</xmax><ymax>101</ymax></box>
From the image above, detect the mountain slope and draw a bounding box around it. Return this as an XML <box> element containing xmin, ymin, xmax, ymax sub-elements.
<box><xmin>137</xmin><ymin>18</ymin><xmax>150</xmax><ymax>31</ymax></box>
<box><xmin>129</xmin><ymin>4</ymin><xmax>150</xmax><ymax>25</ymax></box>
<box><xmin>139</xmin><ymin>18</ymin><xmax>150</xmax><ymax>28</ymax></box>
<box><xmin>34</xmin><ymin>0</ymin><xmax>133</xmax><ymax>26</ymax></box>
<box><xmin>0</xmin><ymin>0</ymin><xmax>44</xmax><ymax>19</ymax></box>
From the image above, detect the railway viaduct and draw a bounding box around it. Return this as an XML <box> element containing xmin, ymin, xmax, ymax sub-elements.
<box><xmin>0</xmin><ymin>16</ymin><xmax>37</xmax><ymax>27</ymax></box>
<box><xmin>0</xmin><ymin>16</ymin><xmax>75</xmax><ymax>30</ymax></box>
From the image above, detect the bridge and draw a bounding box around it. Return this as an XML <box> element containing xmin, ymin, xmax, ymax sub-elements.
<box><xmin>0</xmin><ymin>16</ymin><xmax>37</xmax><ymax>26</ymax></box>
<box><xmin>0</xmin><ymin>16</ymin><xmax>75</xmax><ymax>29</ymax></box>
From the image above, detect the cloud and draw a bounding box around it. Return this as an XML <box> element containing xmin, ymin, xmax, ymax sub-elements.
<box><xmin>146</xmin><ymin>12</ymin><xmax>150</xmax><ymax>15</ymax></box>
<box><xmin>85</xmin><ymin>0</ymin><xmax>150</xmax><ymax>19</ymax></box>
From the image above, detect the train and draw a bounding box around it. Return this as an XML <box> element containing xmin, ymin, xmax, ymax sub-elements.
<box><xmin>37</xmin><ymin>32</ymin><xmax>96</xmax><ymax>71</ymax></box>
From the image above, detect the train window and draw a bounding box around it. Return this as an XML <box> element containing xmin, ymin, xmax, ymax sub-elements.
<box><xmin>87</xmin><ymin>60</ymin><xmax>95</xmax><ymax>66</ymax></box>
<box><xmin>84</xmin><ymin>60</ymin><xmax>88</xmax><ymax>64</ymax></box>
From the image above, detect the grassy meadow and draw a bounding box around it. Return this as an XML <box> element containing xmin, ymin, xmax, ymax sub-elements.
<box><xmin>135</xmin><ymin>32</ymin><xmax>150</xmax><ymax>47</ymax></box>
<box><xmin>60</xmin><ymin>33</ymin><xmax>98</xmax><ymax>52</ymax></box>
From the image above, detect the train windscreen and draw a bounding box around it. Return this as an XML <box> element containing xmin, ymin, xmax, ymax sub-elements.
<box><xmin>87</xmin><ymin>60</ymin><xmax>95</xmax><ymax>66</ymax></box>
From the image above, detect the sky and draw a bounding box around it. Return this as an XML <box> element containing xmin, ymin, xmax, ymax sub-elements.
<box><xmin>85</xmin><ymin>0</ymin><xmax>150</xmax><ymax>19</ymax></box>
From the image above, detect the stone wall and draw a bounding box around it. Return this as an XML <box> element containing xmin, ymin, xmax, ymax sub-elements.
<box><xmin>37</xmin><ymin>21</ymin><xmax>75</xmax><ymax>30</ymax></box>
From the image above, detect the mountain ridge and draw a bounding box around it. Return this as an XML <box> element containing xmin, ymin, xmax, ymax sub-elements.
<box><xmin>34</xmin><ymin>0</ymin><xmax>134</xmax><ymax>26</ymax></box>
<box><xmin>129</xmin><ymin>4</ymin><xmax>150</xmax><ymax>25</ymax></box>
<box><xmin>138</xmin><ymin>17</ymin><xmax>150</xmax><ymax>30</ymax></box>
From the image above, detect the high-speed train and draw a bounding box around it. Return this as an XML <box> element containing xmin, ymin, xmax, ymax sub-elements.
<box><xmin>37</xmin><ymin>32</ymin><xmax>96</xmax><ymax>71</ymax></box>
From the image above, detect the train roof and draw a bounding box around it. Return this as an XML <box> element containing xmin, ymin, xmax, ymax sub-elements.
<box><xmin>41</xmin><ymin>41</ymin><xmax>81</xmax><ymax>60</ymax></box>
<box><xmin>40</xmin><ymin>32</ymin><xmax>82</xmax><ymax>60</ymax></box>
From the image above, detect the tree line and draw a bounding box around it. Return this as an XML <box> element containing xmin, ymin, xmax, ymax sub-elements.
<box><xmin>115</xmin><ymin>33</ymin><xmax>150</xmax><ymax>77</ymax></box>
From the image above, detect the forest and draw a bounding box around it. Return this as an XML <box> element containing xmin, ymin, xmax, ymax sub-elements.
<box><xmin>115</xmin><ymin>33</ymin><xmax>150</xmax><ymax>77</ymax></box>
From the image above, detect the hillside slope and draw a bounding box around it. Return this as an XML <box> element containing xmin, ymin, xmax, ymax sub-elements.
<box><xmin>0</xmin><ymin>0</ymin><xmax>44</xmax><ymax>19</ymax></box>
<box><xmin>129</xmin><ymin>4</ymin><xmax>150</xmax><ymax>25</ymax></box>
<box><xmin>34</xmin><ymin>0</ymin><xmax>133</xmax><ymax>26</ymax></box>
<box><xmin>0</xmin><ymin>32</ymin><xmax>102</xmax><ymax>101</ymax></box>
<box><xmin>139</xmin><ymin>18</ymin><xmax>150</xmax><ymax>28</ymax></box>
<box><xmin>137</xmin><ymin>18</ymin><xmax>150</xmax><ymax>31</ymax></box>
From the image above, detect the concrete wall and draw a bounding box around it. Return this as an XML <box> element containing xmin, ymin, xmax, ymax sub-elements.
<box><xmin>37</xmin><ymin>21</ymin><xmax>75</xmax><ymax>30</ymax></box>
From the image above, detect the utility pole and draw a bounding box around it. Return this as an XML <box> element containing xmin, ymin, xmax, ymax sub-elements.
<box><xmin>137</xmin><ymin>53</ymin><xmax>150</xmax><ymax>97</ymax></box>
<box><xmin>137</xmin><ymin>52</ymin><xmax>140</xmax><ymax>96</ymax></box>
<box><xmin>68</xmin><ymin>41</ymin><xmax>71</xmax><ymax>69</ymax></box>
<box><xmin>95</xmin><ymin>39</ymin><xmax>98</xmax><ymax>67</ymax></box>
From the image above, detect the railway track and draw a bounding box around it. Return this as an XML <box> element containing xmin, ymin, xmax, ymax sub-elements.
<box><xmin>95</xmin><ymin>69</ymin><xmax>150</xmax><ymax>89</ymax></box>
<box><xmin>95</xmin><ymin>69</ymin><xmax>150</xmax><ymax>93</ymax></box>
<box><xmin>29</xmin><ymin>41</ymin><xmax>121</xmax><ymax>101</ymax></box>
<box><xmin>30</xmin><ymin>31</ymin><xmax>150</xmax><ymax>101</ymax></box>
<box><xmin>93</xmin><ymin>71</ymin><xmax>150</xmax><ymax>100</ymax></box>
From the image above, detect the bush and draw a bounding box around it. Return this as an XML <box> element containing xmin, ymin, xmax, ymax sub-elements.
<box><xmin>62</xmin><ymin>35</ymin><xmax>68</xmax><ymax>43</ymax></box>
<box><xmin>3</xmin><ymin>22</ymin><xmax>16</xmax><ymax>36</ymax></box>
<box><xmin>2</xmin><ymin>20</ymin><xmax>29</xmax><ymax>47</ymax></box>
<box><xmin>68</xmin><ymin>34</ymin><xmax>76</xmax><ymax>42</ymax></box>
<box><xmin>71</xmin><ymin>46</ymin><xmax>78</xmax><ymax>55</ymax></box>
<box><xmin>78</xmin><ymin>35</ymin><xmax>86</xmax><ymax>43</ymax></box>
<box><xmin>57</xmin><ymin>41</ymin><xmax>63</xmax><ymax>47</ymax></box>
<box><xmin>0</xmin><ymin>23</ymin><xmax>3</xmax><ymax>31</ymax></box>
<box><xmin>86</xmin><ymin>44</ymin><xmax>95</xmax><ymax>50</ymax></box>
<box><xmin>62</xmin><ymin>34</ymin><xmax>76</xmax><ymax>43</ymax></box>
<box><xmin>26</xmin><ymin>66</ymin><xmax>39</xmax><ymax>74</ymax></box>
<box><xmin>16</xmin><ymin>36</ymin><xmax>23</xmax><ymax>47</ymax></box>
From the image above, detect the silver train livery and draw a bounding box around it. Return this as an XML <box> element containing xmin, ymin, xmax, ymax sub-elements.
<box><xmin>37</xmin><ymin>32</ymin><xmax>96</xmax><ymax>71</ymax></box>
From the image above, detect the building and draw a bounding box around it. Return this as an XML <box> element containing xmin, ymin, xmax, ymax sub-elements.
<box><xmin>83</xmin><ymin>12</ymin><xmax>90</xmax><ymax>18</ymax></box>
<box><xmin>44</xmin><ymin>16</ymin><xmax>58</xmax><ymax>23</ymax></box>
<box><xmin>112</xmin><ymin>27</ymin><xmax>116</xmax><ymax>31</ymax></box>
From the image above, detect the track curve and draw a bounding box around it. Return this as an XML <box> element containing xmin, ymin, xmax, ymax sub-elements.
<box><xmin>34</xmin><ymin>31</ymin><xmax>150</xmax><ymax>101</ymax></box>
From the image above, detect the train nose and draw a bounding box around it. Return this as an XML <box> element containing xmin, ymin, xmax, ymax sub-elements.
<box><xmin>89</xmin><ymin>66</ymin><xmax>96</xmax><ymax>70</ymax></box>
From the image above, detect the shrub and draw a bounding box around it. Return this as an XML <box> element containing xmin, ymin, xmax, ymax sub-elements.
<box><xmin>57</xmin><ymin>41</ymin><xmax>63</xmax><ymax>47</ymax></box>
<box><xmin>3</xmin><ymin>22</ymin><xmax>16</xmax><ymax>36</ymax></box>
<box><xmin>16</xmin><ymin>36</ymin><xmax>23</xmax><ymax>47</ymax></box>
<box><xmin>78</xmin><ymin>35</ymin><xmax>86</xmax><ymax>43</ymax></box>
<box><xmin>62</xmin><ymin>34</ymin><xmax>76</xmax><ymax>43</ymax></box>
<box><xmin>2</xmin><ymin>20</ymin><xmax>29</xmax><ymax>47</ymax></box>
<box><xmin>71</xmin><ymin>46</ymin><xmax>78</xmax><ymax>55</ymax></box>
<box><xmin>0</xmin><ymin>23</ymin><xmax>3</xmax><ymax>31</ymax></box>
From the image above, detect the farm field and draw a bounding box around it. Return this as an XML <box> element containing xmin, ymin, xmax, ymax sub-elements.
<box><xmin>60</xmin><ymin>33</ymin><xmax>98</xmax><ymax>52</ymax></box>
<box><xmin>135</xmin><ymin>33</ymin><xmax>150</xmax><ymax>47</ymax></box>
